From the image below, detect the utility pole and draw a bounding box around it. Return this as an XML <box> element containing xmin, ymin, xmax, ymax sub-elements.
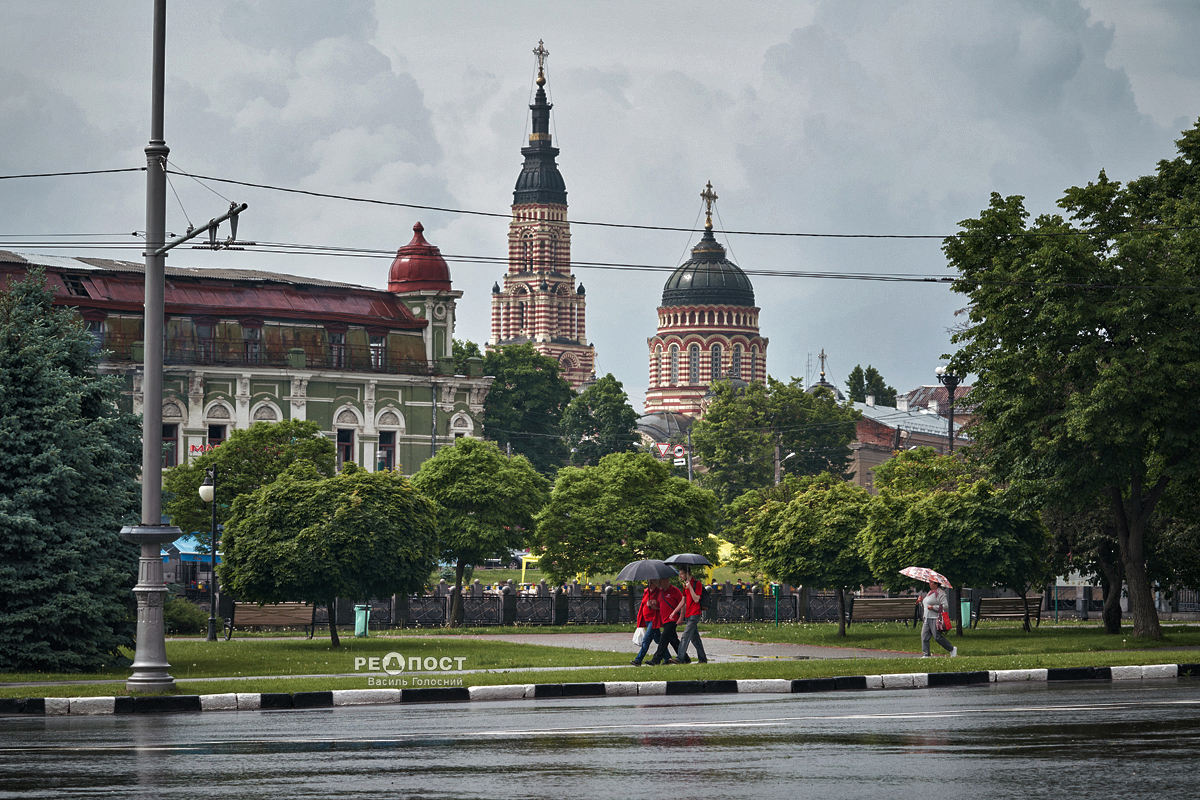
<box><xmin>935</xmin><ymin>366</ymin><xmax>961</xmax><ymax>453</ymax></box>
<box><xmin>686</xmin><ymin>427</ymin><xmax>694</xmax><ymax>482</ymax></box>
<box><xmin>774</xmin><ymin>442</ymin><xmax>781</xmax><ymax>486</ymax></box>
<box><xmin>120</xmin><ymin>0</ymin><xmax>247</xmax><ymax>692</ymax></box>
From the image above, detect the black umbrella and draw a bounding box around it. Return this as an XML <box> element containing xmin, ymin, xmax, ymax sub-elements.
<box><xmin>615</xmin><ymin>559</ymin><xmax>679</xmax><ymax>581</ymax></box>
<box><xmin>664</xmin><ymin>553</ymin><xmax>713</xmax><ymax>567</ymax></box>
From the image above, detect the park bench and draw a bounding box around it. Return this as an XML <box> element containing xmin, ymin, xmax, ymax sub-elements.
<box><xmin>972</xmin><ymin>595</ymin><xmax>1042</xmax><ymax>628</ymax></box>
<box><xmin>847</xmin><ymin>596</ymin><xmax>919</xmax><ymax>627</ymax></box>
<box><xmin>223</xmin><ymin>602</ymin><xmax>316</xmax><ymax>639</ymax></box>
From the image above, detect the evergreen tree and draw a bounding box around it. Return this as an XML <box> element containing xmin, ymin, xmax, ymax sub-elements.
<box><xmin>0</xmin><ymin>270</ymin><xmax>141</xmax><ymax>672</ymax></box>
<box><xmin>846</xmin><ymin>364</ymin><xmax>897</xmax><ymax>406</ymax></box>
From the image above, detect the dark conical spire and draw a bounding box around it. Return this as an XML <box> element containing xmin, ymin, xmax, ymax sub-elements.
<box><xmin>514</xmin><ymin>40</ymin><xmax>567</xmax><ymax>206</ymax></box>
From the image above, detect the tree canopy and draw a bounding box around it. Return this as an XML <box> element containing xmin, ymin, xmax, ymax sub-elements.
<box><xmin>0</xmin><ymin>270</ymin><xmax>141</xmax><ymax>671</ymax></box>
<box><xmin>943</xmin><ymin>119</ymin><xmax>1200</xmax><ymax>638</ymax></box>
<box><xmin>533</xmin><ymin>451</ymin><xmax>719</xmax><ymax>584</ymax></box>
<box><xmin>411</xmin><ymin>437</ymin><xmax>549</xmax><ymax>625</ymax></box>
<box><xmin>862</xmin><ymin>450</ymin><xmax>1052</xmax><ymax>631</ymax></box>
<box><xmin>561</xmin><ymin>373</ymin><xmax>640</xmax><ymax>466</ymax></box>
<box><xmin>482</xmin><ymin>343</ymin><xmax>573</xmax><ymax>475</ymax></box>
<box><xmin>220</xmin><ymin>461</ymin><xmax>438</xmax><ymax>645</ymax></box>
<box><xmin>163</xmin><ymin>418</ymin><xmax>336</xmax><ymax>542</ymax></box>
<box><xmin>690</xmin><ymin>377</ymin><xmax>860</xmax><ymax>503</ymax></box>
<box><xmin>846</xmin><ymin>364</ymin><xmax>897</xmax><ymax>407</ymax></box>
<box><xmin>743</xmin><ymin>473</ymin><xmax>874</xmax><ymax>636</ymax></box>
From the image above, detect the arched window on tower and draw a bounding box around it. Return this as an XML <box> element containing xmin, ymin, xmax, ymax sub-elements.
<box><xmin>689</xmin><ymin>344</ymin><xmax>700</xmax><ymax>384</ymax></box>
<box><xmin>711</xmin><ymin>343</ymin><xmax>722</xmax><ymax>381</ymax></box>
<box><xmin>654</xmin><ymin>345</ymin><xmax>663</xmax><ymax>387</ymax></box>
<box><xmin>730</xmin><ymin>344</ymin><xmax>742</xmax><ymax>379</ymax></box>
<box><xmin>517</xmin><ymin>302</ymin><xmax>526</xmax><ymax>332</ymax></box>
<box><xmin>750</xmin><ymin>346</ymin><xmax>758</xmax><ymax>382</ymax></box>
<box><xmin>669</xmin><ymin>344</ymin><xmax>679</xmax><ymax>385</ymax></box>
<box><xmin>522</xmin><ymin>232</ymin><xmax>533</xmax><ymax>271</ymax></box>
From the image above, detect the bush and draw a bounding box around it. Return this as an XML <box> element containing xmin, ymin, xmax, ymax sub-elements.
<box><xmin>164</xmin><ymin>597</ymin><xmax>210</xmax><ymax>635</ymax></box>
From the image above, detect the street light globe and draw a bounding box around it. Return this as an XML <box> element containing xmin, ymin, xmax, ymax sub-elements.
<box><xmin>198</xmin><ymin>478</ymin><xmax>214</xmax><ymax>504</ymax></box>
<box><xmin>935</xmin><ymin>365</ymin><xmax>946</xmax><ymax>377</ymax></box>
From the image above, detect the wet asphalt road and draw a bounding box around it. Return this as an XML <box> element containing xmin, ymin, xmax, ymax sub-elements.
<box><xmin>3</xmin><ymin>680</ymin><xmax>1199</xmax><ymax>799</ymax></box>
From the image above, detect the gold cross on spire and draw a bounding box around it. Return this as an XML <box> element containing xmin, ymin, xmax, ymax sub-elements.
<box><xmin>534</xmin><ymin>40</ymin><xmax>549</xmax><ymax>86</ymax></box>
<box><xmin>701</xmin><ymin>181</ymin><xmax>718</xmax><ymax>230</ymax></box>
<box><xmin>818</xmin><ymin>348</ymin><xmax>828</xmax><ymax>380</ymax></box>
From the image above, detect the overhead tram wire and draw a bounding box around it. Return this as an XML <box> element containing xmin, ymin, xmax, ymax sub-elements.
<box><xmin>6</xmin><ymin>167</ymin><xmax>1200</xmax><ymax>242</ymax></box>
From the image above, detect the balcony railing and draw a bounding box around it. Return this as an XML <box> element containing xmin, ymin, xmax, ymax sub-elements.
<box><xmin>91</xmin><ymin>332</ymin><xmax>436</xmax><ymax>376</ymax></box>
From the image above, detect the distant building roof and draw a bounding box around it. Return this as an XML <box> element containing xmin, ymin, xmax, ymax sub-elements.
<box><xmin>852</xmin><ymin>401</ymin><xmax>968</xmax><ymax>439</ymax></box>
<box><xmin>903</xmin><ymin>384</ymin><xmax>974</xmax><ymax>415</ymax></box>
<box><xmin>636</xmin><ymin>411</ymin><xmax>694</xmax><ymax>443</ymax></box>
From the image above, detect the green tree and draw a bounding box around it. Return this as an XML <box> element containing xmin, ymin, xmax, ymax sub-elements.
<box><xmin>163</xmin><ymin>419</ymin><xmax>336</xmax><ymax>544</ymax></box>
<box><xmin>943</xmin><ymin>120</ymin><xmax>1200</xmax><ymax>638</ymax></box>
<box><xmin>533</xmin><ymin>451</ymin><xmax>719</xmax><ymax>584</ymax></box>
<box><xmin>482</xmin><ymin>343</ymin><xmax>572</xmax><ymax>475</ymax></box>
<box><xmin>691</xmin><ymin>377</ymin><xmax>860</xmax><ymax>503</ymax></box>
<box><xmin>743</xmin><ymin>473</ymin><xmax>873</xmax><ymax>636</ymax></box>
<box><xmin>411</xmin><ymin>437</ymin><xmax>549</xmax><ymax>626</ymax></box>
<box><xmin>861</xmin><ymin>451</ymin><xmax>1052</xmax><ymax>632</ymax></box>
<box><xmin>453</xmin><ymin>338</ymin><xmax>483</xmax><ymax>372</ymax></box>
<box><xmin>846</xmin><ymin>364</ymin><xmax>897</xmax><ymax>407</ymax></box>
<box><xmin>220</xmin><ymin>461</ymin><xmax>438</xmax><ymax>646</ymax></box>
<box><xmin>561</xmin><ymin>373</ymin><xmax>639</xmax><ymax>466</ymax></box>
<box><xmin>0</xmin><ymin>270</ymin><xmax>141</xmax><ymax>671</ymax></box>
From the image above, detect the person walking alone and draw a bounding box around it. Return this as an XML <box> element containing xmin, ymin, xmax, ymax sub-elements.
<box><xmin>921</xmin><ymin>579</ymin><xmax>957</xmax><ymax>658</ymax></box>
<box><xmin>674</xmin><ymin>566</ymin><xmax>707</xmax><ymax>664</ymax></box>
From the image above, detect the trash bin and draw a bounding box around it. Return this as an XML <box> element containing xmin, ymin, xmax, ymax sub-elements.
<box><xmin>354</xmin><ymin>604</ymin><xmax>370</xmax><ymax>638</ymax></box>
<box><xmin>961</xmin><ymin>600</ymin><xmax>972</xmax><ymax>629</ymax></box>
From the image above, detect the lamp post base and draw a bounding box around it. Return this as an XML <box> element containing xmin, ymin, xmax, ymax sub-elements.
<box><xmin>121</xmin><ymin>524</ymin><xmax>181</xmax><ymax>692</ymax></box>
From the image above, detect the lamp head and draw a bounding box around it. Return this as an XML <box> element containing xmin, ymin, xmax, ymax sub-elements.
<box><xmin>198</xmin><ymin>471</ymin><xmax>215</xmax><ymax>503</ymax></box>
<box><xmin>935</xmin><ymin>365</ymin><xmax>946</xmax><ymax>377</ymax></box>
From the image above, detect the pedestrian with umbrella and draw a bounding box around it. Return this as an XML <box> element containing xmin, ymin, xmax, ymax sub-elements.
<box><xmin>901</xmin><ymin>567</ymin><xmax>957</xmax><ymax>658</ymax></box>
<box><xmin>616</xmin><ymin>560</ymin><xmax>678</xmax><ymax>666</ymax></box>
<box><xmin>666</xmin><ymin>553</ymin><xmax>711</xmax><ymax>664</ymax></box>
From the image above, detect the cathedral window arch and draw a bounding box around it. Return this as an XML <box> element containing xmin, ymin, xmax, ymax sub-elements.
<box><xmin>750</xmin><ymin>346</ymin><xmax>758</xmax><ymax>382</ymax></box>
<box><xmin>689</xmin><ymin>344</ymin><xmax>700</xmax><ymax>384</ymax></box>
<box><xmin>730</xmin><ymin>344</ymin><xmax>742</xmax><ymax>379</ymax></box>
<box><xmin>654</xmin><ymin>345</ymin><xmax>662</xmax><ymax>387</ymax></box>
<box><xmin>711</xmin><ymin>343</ymin><xmax>722</xmax><ymax>380</ymax></box>
<box><xmin>669</xmin><ymin>344</ymin><xmax>679</xmax><ymax>385</ymax></box>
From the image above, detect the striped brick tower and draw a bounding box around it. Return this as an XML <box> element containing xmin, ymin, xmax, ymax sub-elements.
<box><xmin>487</xmin><ymin>41</ymin><xmax>595</xmax><ymax>389</ymax></box>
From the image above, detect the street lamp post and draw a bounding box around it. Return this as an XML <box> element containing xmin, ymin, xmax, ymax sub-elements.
<box><xmin>198</xmin><ymin>468</ymin><xmax>218</xmax><ymax>642</ymax></box>
<box><xmin>935</xmin><ymin>365</ymin><xmax>961</xmax><ymax>453</ymax></box>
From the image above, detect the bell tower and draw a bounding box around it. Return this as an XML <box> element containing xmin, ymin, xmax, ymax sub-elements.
<box><xmin>488</xmin><ymin>41</ymin><xmax>595</xmax><ymax>389</ymax></box>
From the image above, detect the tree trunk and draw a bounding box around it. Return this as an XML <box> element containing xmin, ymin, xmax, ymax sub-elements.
<box><xmin>952</xmin><ymin>586</ymin><xmax>964</xmax><ymax>636</ymax></box>
<box><xmin>327</xmin><ymin>598</ymin><xmax>340</xmax><ymax>647</ymax></box>
<box><xmin>1018</xmin><ymin>588</ymin><xmax>1032</xmax><ymax>633</ymax></box>
<box><xmin>836</xmin><ymin>587</ymin><xmax>846</xmax><ymax>637</ymax></box>
<box><xmin>798</xmin><ymin>586</ymin><xmax>810</xmax><ymax>622</ymax></box>
<box><xmin>1097</xmin><ymin>544</ymin><xmax>1124</xmax><ymax>634</ymax></box>
<box><xmin>449</xmin><ymin>558</ymin><xmax>466</xmax><ymax>628</ymax></box>
<box><xmin>1109</xmin><ymin>486</ymin><xmax>1163</xmax><ymax>639</ymax></box>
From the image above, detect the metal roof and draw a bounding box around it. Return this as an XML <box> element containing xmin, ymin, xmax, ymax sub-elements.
<box><xmin>852</xmin><ymin>401</ymin><xmax>968</xmax><ymax>438</ymax></box>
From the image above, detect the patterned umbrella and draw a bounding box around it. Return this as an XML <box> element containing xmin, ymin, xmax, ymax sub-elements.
<box><xmin>900</xmin><ymin>566</ymin><xmax>951</xmax><ymax>586</ymax></box>
<box><xmin>664</xmin><ymin>553</ymin><xmax>714</xmax><ymax>567</ymax></box>
<box><xmin>615</xmin><ymin>559</ymin><xmax>679</xmax><ymax>581</ymax></box>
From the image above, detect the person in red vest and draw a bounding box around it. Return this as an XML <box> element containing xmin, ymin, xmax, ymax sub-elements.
<box><xmin>631</xmin><ymin>581</ymin><xmax>661</xmax><ymax>666</ymax></box>
<box><xmin>646</xmin><ymin>578</ymin><xmax>683</xmax><ymax>666</ymax></box>
<box><xmin>673</xmin><ymin>565</ymin><xmax>708</xmax><ymax>664</ymax></box>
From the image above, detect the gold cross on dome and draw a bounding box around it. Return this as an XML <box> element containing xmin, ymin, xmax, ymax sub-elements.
<box><xmin>534</xmin><ymin>40</ymin><xmax>549</xmax><ymax>84</ymax></box>
<box><xmin>701</xmin><ymin>181</ymin><xmax>718</xmax><ymax>230</ymax></box>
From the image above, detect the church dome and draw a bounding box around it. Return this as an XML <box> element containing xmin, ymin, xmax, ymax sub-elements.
<box><xmin>388</xmin><ymin>222</ymin><xmax>451</xmax><ymax>293</ymax></box>
<box><xmin>661</xmin><ymin>229</ymin><xmax>755</xmax><ymax>308</ymax></box>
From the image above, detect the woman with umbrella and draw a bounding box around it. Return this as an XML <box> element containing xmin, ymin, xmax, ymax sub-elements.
<box><xmin>903</xmin><ymin>567</ymin><xmax>957</xmax><ymax>659</ymax></box>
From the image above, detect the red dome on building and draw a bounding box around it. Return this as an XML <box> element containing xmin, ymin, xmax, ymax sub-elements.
<box><xmin>388</xmin><ymin>222</ymin><xmax>452</xmax><ymax>293</ymax></box>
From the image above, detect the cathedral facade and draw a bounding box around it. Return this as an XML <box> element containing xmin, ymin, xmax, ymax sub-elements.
<box><xmin>643</xmin><ymin>184</ymin><xmax>768</xmax><ymax>417</ymax></box>
<box><xmin>487</xmin><ymin>42</ymin><xmax>595</xmax><ymax>389</ymax></box>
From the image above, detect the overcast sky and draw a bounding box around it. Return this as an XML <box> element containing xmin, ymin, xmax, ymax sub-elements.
<box><xmin>4</xmin><ymin>1</ymin><xmax>1199</xmax><ymax>409</ymax></box>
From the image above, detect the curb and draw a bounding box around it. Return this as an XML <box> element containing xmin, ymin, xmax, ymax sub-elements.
<box><xmin>4</xmin><ymin>662</ymin><xmax>1197</xmax><ymax>717</ymax></box>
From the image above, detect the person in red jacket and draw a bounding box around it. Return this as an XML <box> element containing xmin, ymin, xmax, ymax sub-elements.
<box><xmin>631</xmin><ymin>581</ymin><xmax>661</xmax><ymax>666</ymax></box>
<box><xmin>646</xmin><ymin>578</ymin><xmax>683</xmax><ymax>666</ymax></box>
<box><xmin>673</xmin><ymin>565</ymin><xmax>708</xmax><ymax>664</ymax></box>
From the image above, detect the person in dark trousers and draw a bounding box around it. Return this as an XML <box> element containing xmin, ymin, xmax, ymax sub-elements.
<box><xmin>646</xmin><ymin>578</ymin><xmax>683</xmax><ymax>666</ymax></box>
<box><xmin>673</xmin><ymin>565</ymin><xmax>708</xmax><ymax>664</ymax></box>
<box><xmin>921</xmin><ymin>579</ymin><xmax>957</xmax><ymax>658</ymax></box>
<box><xmin>631</xmin><ymin>580</ymin><xmax>661</xmax><ymax>666</ymax></box>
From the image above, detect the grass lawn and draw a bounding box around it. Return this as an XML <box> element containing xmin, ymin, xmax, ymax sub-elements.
<box><xmin>3</xmin><ymin>621</ymin><xmax>1198</xmax><ymax>699</ymax></box>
